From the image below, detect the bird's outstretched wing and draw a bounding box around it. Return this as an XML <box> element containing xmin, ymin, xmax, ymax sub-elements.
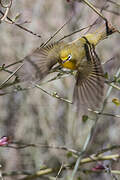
<box><xmin>73</xmin><ymin>40</ymin><xmax>104</xmax><ymax>111</ymax></box>
<box><xmin>17</xmin><ymin>42</ymin><xmax>63</xmax><ymax>82</ymax></box>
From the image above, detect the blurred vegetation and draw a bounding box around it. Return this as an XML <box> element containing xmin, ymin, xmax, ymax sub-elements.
<box><xmin>0</xmin><ymin>0</ymin><xmax>120</xmax><ymax>179</ymax></box>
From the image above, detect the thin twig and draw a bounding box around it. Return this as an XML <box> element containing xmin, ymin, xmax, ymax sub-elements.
<box><xmin>58</xmin><ymin>24</ymin><xmax>94</xmax><ymax>42</ymax></box>
<box><xmin>1</xmin><ymin>7</ymin><xmax>10</xmax><ymax>22</ymax></box>
<box><xmin>81</xmin><ymin>0</ymin><xmax>107</xmax><ymax>21</ymax></box>
<box><xmin>88</xmin><ymin>109</ymin><xmax>120</xmax><ymax>119</ymax></box>
<box><xmin>0</xmin><ymin>10</ymin><xmax>42</xmax><ymax>38</ymax></box>
<box><xmin>80</xmin><ymin>169</ymin><xmax>120</xmax><ymax>175</ymax></box>
<box><xmin>4</xmin><ymin>60</ymin><xmax>23</xmax><ymax>69</ymax></box>
<box><xmin>19</xmin><ymin>168</ymin><xmax>54</xmax><ymax>180</ymax></box>
<box><xmin>5</xmin><ymin>142</ymin><xmax>120</xmax><ymax>158</ymax></box>
<box><xmin>0</xmin><ymin>0</ymin><xmax>12</xmax><ymax>23</ymax></box>
<box><xmin>95</xmin><ymin>5</ymin><xmax>120</xmax><ymax>16</ymax></box>
<box><xmin>108</xmin><ymin>0</ymin><xmax>120</xmax><ymax>7</ymax></box>
<box><xmin>55</xmin><ymin>162</ymin><xmax>64</xmax><ymax>180</ymax></box>
<box><xmin>96</xmin><ymin>145</ymin><xmax>120</xmax><ymax>156</ymax></box>
<box><xmin>0</xmin><ymin>0</ymin><xmax>12</xmax><ymax>8</ymax></box>
<box><xmin>0</xmin><ymin>63</ymin><xmax>23</xmax><ymax>88</ymax></box>
<box><xmin>34</xmin><ymin>83</ymin><xmax>73</xmax><ymax>104</ymax></box>
<box><xmin>6</xmin><ymin>143</ymin><xmax>79</xmax><ymax>156</ymax></box>
<box><xmin>42</xmin><ymin>15</ymin><xmax>73</xmax><ymax>47</ymax></box>
<box><xmin>107</xmin><ymin>83</ymin><xmax>120</xmax><ymax>91</ymax></box>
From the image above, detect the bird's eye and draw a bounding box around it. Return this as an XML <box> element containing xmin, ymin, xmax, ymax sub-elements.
<box><xmin>61</xmin><ymin>54</ymin><xmax>72</xmax><ymax>64</ymax></box>
<box><xmin>67</xmin><ymin>54</ymin><xmax>72</xmax><ymax>60</ymax></box>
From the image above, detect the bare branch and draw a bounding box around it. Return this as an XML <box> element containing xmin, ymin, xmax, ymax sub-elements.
<box><xmin>0</xmin><ymin>10</ymin><xmax>42</xmax><ymax>38</ymax></box>
<box><xmin>42</xmin><ymin>15</ymin><xmax>73</xmax><ymax>47</ymax></box>
<box><xmin>34</xmin><ymin>84</ymin><xmax>73</xmax><ymax>104</ymax></box>
<box><xmin>0</xmin><ymin>63</ymin><xmax>23</xmax><ymax>88</ymax></box>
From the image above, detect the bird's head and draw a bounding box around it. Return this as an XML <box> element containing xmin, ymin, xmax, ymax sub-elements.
<box><xmin>59</xmin><ymin>46</ymin><xmax>76</xmax><ymax>70</ymax></box>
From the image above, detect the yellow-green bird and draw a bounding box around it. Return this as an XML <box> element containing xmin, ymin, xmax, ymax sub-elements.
<box><xmin>17</xmin><ymin>23</ymin><xmax>117</xmax><ymax>110</ymax></box>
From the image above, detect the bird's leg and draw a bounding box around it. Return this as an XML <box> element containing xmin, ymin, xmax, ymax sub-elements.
<box><xmin>104</xmin><ymin>19</ymin><xmax>114</xmax><ymax>36</ymax></box>
<box><xmin>104</xmin><ymin>19</ymin><xmax>119</xmax><ymax>36</ymax></box>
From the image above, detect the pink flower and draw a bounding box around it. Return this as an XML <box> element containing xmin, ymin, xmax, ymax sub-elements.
<box><xmin>0</xmin><ymin>136</ymin><xmax>9</xmax><ymax>146</ymax></box>
<box><xmin>92</xmin><ymin>164</ymin><xmax>105</xmax><ymax>171</ymax></box>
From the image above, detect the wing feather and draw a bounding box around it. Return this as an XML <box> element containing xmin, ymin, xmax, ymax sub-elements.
<box><xmin>73</xmin><ymin>42</ymin><xmax>104</xmax><ymax>111</ymax></box>
<box><xmin>17</xmin><ymin>42</ymin><xmax>63</xmax><ymax>82</ymax></box>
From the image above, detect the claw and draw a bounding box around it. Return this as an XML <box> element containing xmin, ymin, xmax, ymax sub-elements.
<box><xmin>105</xmin><ymin>20</ymin><xmax>118</xmax><ymax>36</ymax></box>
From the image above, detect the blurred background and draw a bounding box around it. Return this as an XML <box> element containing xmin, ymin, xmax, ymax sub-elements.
<box><xmin>0</xmin><ymin>0</ymin><xmax>120</xmax><ymax>179</ymax></box>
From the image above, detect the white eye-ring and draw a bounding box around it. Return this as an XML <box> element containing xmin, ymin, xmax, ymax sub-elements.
<box><xmin>68</xmin><ymin>54</ymin><xmax>72</xmax><ymax>60</ymax></box>
<box><xmin>62</xmin><ymin>54</ymin><xmax>72</xmax><ymax>64</ymax></box>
